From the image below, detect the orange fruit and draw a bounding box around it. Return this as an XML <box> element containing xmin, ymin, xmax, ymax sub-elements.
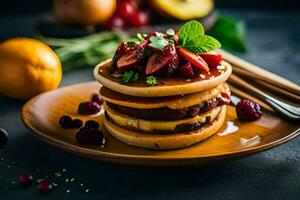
<box><xmin>0</xmin><ymin>38</ymin><xmax>62</xmax><ymax>100</ymax></box>
<box><xmin>54</xmin><ymin>0</ymin><xmax>117</xmax><ymax>26</ymax></box>
<box><xmin>149</xmin><ymin>0</ymin><xmax>214</xmax><ymax>20</ymax></box>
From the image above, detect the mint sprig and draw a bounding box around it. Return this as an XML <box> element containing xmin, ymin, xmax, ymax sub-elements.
<box><xmin>148</xmin><ymin>36</ymin><xmax>169</xmax><ymax>50</ymax></box>
<box><xmin>121</xmin><ymin>71</ymin><xmax>139</xmax><ymax>83</ymax></box>
<box><xmin>146</xmin><ymin>76</ymin><xmax>157</xmax><ymax>86</ymax></box>
<box><xmin>178</xmin><ymin>20</ymin><xmax>221</xmax><ymax>53</ymax></box>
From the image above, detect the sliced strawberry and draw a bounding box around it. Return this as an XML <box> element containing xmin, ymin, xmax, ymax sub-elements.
<box><xmin>165</xmin><ymin>45</ymin><xmax>179</xmax><ymax>76</ymax></box>
<box><xmin>179</xmin><ymin>62</ymin><xmax>194</xmax><ymax>78</ymax></box>
<box><xmin>146</xmin><ymin>52</ymin><xmax>172</xmax><ymax>75</ymax></box>
<box><xmin>199</xmin><ymin>52</ymin><xmax>222</xmax><ymax>69</ymax></box>
<box><xmin>178</xmin><ymin>48</ymin><xmax>209</xmax><ymax>72</ymax></box>
<box><xmin>117</xmin><ymin>49</ymin><xmax>138</xmax><ymax>71</ymax></box>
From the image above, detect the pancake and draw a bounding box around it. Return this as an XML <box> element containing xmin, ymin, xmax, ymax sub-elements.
<box><xmin>94</xmin><ymin>59</ymin><xmax>232</xmax><ymax>97</ymax></box>
<box><xmin>105</xmin><ymin>97</ymin><xmax>220</xmax><ymax>121</ymax></box>
<box><xmin>100</xmin><ymin>83</ymin><xmax>229</xmax><ymax>109</ymax></box>
<box><xmin>104</xmin><ymin>105</ymin><xmax>226</xmax><ymax>150</ymax></box>
<box><xmin>104</xmin><ymin>103</ymin><xmax>222</xmax><ymax>133</ymax></box>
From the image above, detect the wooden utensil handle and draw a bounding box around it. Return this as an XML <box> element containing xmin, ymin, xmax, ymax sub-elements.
<box><xmin>232</xmin><ymin>67</ymin><xmax>300</xmax><ymax>103</ymax></box>
<box><xmin>219</xmin><ymin>49</ymin><xmax>300</xmax><ymax>95</ymax></box>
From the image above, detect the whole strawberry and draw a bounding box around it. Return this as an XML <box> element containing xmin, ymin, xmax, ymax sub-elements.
<box><xmin>236</xmin><ymin>99</ymin><xmax>262</xmax><ymax>121</ymax></box>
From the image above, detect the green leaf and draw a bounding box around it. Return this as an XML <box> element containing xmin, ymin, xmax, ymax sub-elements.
<box><xmin>166</xmin><ymin>28</ymin><xmax>175</xmax><ymax>36</ymax></box>
<box><xmin>121</xmin><ymin>71</ymin><xmax>139</xmax><ymax>83</ymax></box>
<box><xmin>148</xmin><ymin>36</ymin><xmax>169</xmax><ymax>50</ymax></box>
<box><xmin>178</xmin><ymin>20</ymin><xmax>221</xmax><ymax>53</ymax></box>
<box><xmin>137</xmin><ymin>33</ymin><xmax>144</xmax><ymax>41</ymax></box>
<box><xmin>146</xmin><ymin>76</ymin><xmax>157</xmax><ymax>86</ymax></box>
<box><xmin>209</xmin><ymin>15</ymin><xmax>247</xmax><ymax>52</ymax></box>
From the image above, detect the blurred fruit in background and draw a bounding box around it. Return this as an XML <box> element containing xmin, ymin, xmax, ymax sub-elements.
<box><xmin>149</xmin><ymin>0</ymin><xmax>214</xmax><ymax>20</ymax></box>
<box><xmin>0</xmin><ymin>38</ymin><xmax>62</xmax><ymax>100</ymax></box>
<box><xmin>104</xmin><ymin>0</ymin><xmax>150</xmax><ymax>30</ymax></box>
<box><xmin>54</xmin><ymin>0</ymin><xmax>116</xmax><ymax>25</ymax></box>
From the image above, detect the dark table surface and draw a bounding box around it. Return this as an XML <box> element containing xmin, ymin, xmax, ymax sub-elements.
<box><xmin>0</xmin><ymin>10</ymin><xmax>300</xmax><ymax>200</ymax></box>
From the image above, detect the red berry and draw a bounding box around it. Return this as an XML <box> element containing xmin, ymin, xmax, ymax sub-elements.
<box><xmin>128</xmin><ymin>11</ymin><xmax>150</xmax><ymax>28</ymax></box>
<box><xmin>236</xmin><ymin>99</ymin><xmax>263</xmax><ymax>121</ymax></box>
<box><xmin>91</xmin><ymin>94</ymin><xmax>103</xmax><ymax>106</ymax></box>
<box><xmin>178</xmin><ymin>48</ymin><xmax>209</xmax><ymax>72</ymax></box>
<box><xmin>217</xmin><ymin>92</ymin><xmax>231</xmax><ymax>105</ymax></box>
<box><xmin>103</xmin><ymin>14</ymin><xmax>126</xmax><ymax>30</ymax></box>
<box><xmin>38</xmin><ymin>180</ymin><xmax>52</xmax><ymax>193</ymax></box>
<box><xmin>19</xmin><ymin>173</ymin><xmax>33</xmax><ymax>186</ymax></box>
<box><xmin>179</xmin><ymin>62</ymin><xmax>194</xmax><ymax>78</ymax></box>
<box><xmin>199</xmin><ymin>52</ymin><xmax>222</xmax><ymax>69</ymax></box>
<box><xmin>78</xmin><ymin>102</ymin><xmax>101</xmax><ymax>115</ymax></box>
<box><xmin>146</xmin><ymin>52</ymin><xmax>173</xmax><ymax>75</ymax></box>
<box><xmin>117</xmin><ymin>0</ymin><xmax>138</xmax><ymax>20</ymax></box>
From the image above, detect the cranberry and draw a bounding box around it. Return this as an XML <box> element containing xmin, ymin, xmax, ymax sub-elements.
<box><xmin>76</xmin><ymin>127</ymin><xmax>104</xmax><ymax>145</ymax></box>
<box><xmin>236</xmin><ymin>99</ymin><xmax>263</xmax><ymax>121</ymax></box>
<box><xmin>78</xmin><ymin>101</ymin><xmax>101</xmax><ymax>115</ymax></box>
<box><xmin>59</xmin><ymin>115</ymin><xmax>73</xmax><ymax>128</ymax></box>
<box><xmin>19</xmin><ymin>173</ymin><xmax>33</xmax><ymax>186</ymax></box>
<box><xmin>103</xmin><ymin>14</ymin><xmax>126</xmax><ymax>30</ymax></box>
<box><xmin>38</xmin><ymin>180</ymin><xmax>52</xmax><ymax>193</ymax></box>
<box><xmin>129</xmin><ymin>11</ymin><xmax>150</xmax><ymax>28</ymax></box>
<box><xmin>0</xmin><ymin>128</ymin><xmax>8</xmax><ymax>148</ymax></box>
<box><xmin>117</xmin><ymin>0</ymin><xmax>138</xmax><ymax>20</ymax></box>
<box><xmin>217</xmin><ymin>92</ymin><xmax>231</xmax><ymax>106</ymax></box>
<box><xmin>91</xmin><ymin>94</ymin><xmax>103</xmax><ymax>106</ymax></box>
<box><xmin>179</xmin><ymin>62</ymin><xmax>194</xmax><ymax>78</ymax></box>
<box><xmin>85</xmin><ymin>120</ymin><xmax>100</xmax><ymax>129</ymax></box>
<box><xmin>72</xmin><ymin>119</ymin><xmax>83</xmax><ymax>128</ymax></box>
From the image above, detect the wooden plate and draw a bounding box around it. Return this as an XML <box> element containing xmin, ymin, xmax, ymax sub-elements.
<box><xmin>21</xmin><ymin>82</ymin><xmax>300</xmax><ymax>166</ymax></box>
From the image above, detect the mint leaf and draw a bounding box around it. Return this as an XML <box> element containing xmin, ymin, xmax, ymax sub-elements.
<box><xmin>209</xmin><ymin>15</ymin><xmax>247</xmax><ymax>52</ymax></box>
<box><xmin>178</xmin><ymin>20</ymin><xmax>221</xmax><ymax>53</ymax></box>
<box><xmin>166</xmin><ymin>28</ymin><xmax>175</xmax><ymax>36</ymax></box>
<box><xmin>121</xmin><ymin>71</ymin><xmax>139</xmax><ymax>83</ymax></box>
<box><xmin>146</xmin><ymin>76</ymin><xmax>157</xmax><ymax>86</ymax></box>
<box><xmin>183</xmin><ymin>35</ymin><xmax>221</xmax><ymax>53</ymax></box>
<box><xmin>148</xmin><ymin>36</ymin><xmax>169</xmax><ymax>50</ymax></box>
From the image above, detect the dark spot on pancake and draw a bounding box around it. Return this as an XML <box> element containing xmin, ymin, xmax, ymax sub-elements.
<box><xmin>154</xmin><ymin>143</ymin><xmax>159</xmax><ymax>148</ymax></box>
<box><xmin>106</xmin><ymin>95</ymin><xmax>225</xmax><ymax>121</ymax></box>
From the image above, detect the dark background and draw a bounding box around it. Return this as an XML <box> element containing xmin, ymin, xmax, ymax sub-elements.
<box><xmin>1</xmin><ymin>1</ymin><xmax>300</xmax><ymax>200</ymax></box>
<box><xmin>0</xmin><ymin>0</ymin><xmax>299</xmax><ymax>15</ymax></box>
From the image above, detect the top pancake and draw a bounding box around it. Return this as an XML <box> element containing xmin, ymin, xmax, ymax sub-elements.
<box><xmin>94</xmin><ymin>59</ymin><xmax>232</xmax><ymax>97</ymax></box>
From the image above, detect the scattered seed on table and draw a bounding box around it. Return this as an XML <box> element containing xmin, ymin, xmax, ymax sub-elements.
<box><xmin>54</xmin><ymin>172</ymin><xmax>62</xmax><ymax>177</ymax></box>
<box><xmin>80</xmin><ymin>183</ymin><xmax>84</xmax><ymax>187</ymax></box>
<box><xmin>70</xmin><ymin>178</ymin><xmax>75</xmax><ymax>182</ymax></box>
<box><xmin>65</xmin><ymin>178</ymin><xmax>69</xmax><ymax>183</ymax></box>
<box><xmin>85</xmin><ymin>189</ymin><xmax>90</xmax><ymax>193</ymax></box>
<box><xmin>62</xmin><ymin>168</ymin><xmax>68</xmax><ymax>173</ymax></box>
<box><xmin>52</xmin><ymin>182</ymin><xmax>58</xmax><ymax>187</ymax></box>
<box><xmin>66</xmin><ymin>189</ymin><xmax>71</xmax><ymax>194</ymax></box>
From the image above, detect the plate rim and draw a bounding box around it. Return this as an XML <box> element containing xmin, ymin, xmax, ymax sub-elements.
<box><xmin>21</xmin><ymin>81</ymin><xmax>300</xmax><ymax>163</ymax></box>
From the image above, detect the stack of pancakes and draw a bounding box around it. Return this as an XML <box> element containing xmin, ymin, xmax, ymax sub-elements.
<box><xmin>94</xmin><ymin>59</ymin><xmax>232</xmax><ymax>150</ymax></box>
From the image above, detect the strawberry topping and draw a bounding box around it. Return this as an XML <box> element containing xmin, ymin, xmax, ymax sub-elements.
<box><xmin>178</xmin><ymin>48</ymin><xmax>209</xmax><ymax>72</ymax></box>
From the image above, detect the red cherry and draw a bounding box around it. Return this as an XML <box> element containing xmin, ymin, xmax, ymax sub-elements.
<box><xmin>117</xmin><ymin>0</ymin><xmax>138</xmax><ymax>20</ymax></box>
<box><xmin>38</xmin><ymin>180</ymin><xmax>52</xmax><ymax>193</ymax></box>
<box><xmin>178</xmin><ymin>48</ymin><xmax>209</xmax><ymax>72</ymax></box>
<box><xmin>179</xmin><ymin>62</ymin><xmax>194</xmax><ymax>78</ymax></box>
<box><xmin>19</xmin><ymin>173</ymin><xmax>33</xmax><ymax>186</ymax></box>
<box><xmin>199</xmin><ymin>52</ymin><xmax>222</xmax><ymax>69</ymax></box>
<box><xmin>103</xmin><ymin>14</ymin><xmax>126</xmax><ymax>30</ymax></box>
<box><xmin>128</xmin><ymin>11</ymin><xmax>150</xmax><ymax>28</ymax></box>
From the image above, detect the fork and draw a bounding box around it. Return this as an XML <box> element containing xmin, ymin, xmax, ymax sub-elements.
<box><xmin>229</xmin><ymin>74</ymin><xmax>300</xmax><ymax>121</ymax></box>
